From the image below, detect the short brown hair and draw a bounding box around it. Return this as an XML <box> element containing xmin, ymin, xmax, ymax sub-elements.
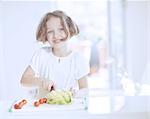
<box><xmin>36</xmin><ymin>10</ymin><xmax>79</xmax><ymax>42</ymax></box>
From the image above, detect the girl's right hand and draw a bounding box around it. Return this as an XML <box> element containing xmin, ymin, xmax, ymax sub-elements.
<box><xmin>41</xmin><ymin>80</ymin><xmax>56</xmax><ymax>92</ymax></box>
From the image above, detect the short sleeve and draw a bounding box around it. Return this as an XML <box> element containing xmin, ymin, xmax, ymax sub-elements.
<box><xmin>75</xmin><ymin>53</ymin><xmax>90</xmax><ymax>80</ymax></box>
<box><xmin>29</xmin><ymin>49</ymin><xmax>42</xmax><ymax>76</ymax></box>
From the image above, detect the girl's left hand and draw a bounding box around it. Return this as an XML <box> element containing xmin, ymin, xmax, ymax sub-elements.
<box><xmin>70</xmin><ymin>88</ymin><xmax>89</xmax><ymax>98</ymax></box>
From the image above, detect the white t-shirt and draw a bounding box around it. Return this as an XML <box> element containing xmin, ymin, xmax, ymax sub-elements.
<box><xmin>30</xmin><ymin>47</ymin><xmax>89</xmax><ymax>91</ymax></box>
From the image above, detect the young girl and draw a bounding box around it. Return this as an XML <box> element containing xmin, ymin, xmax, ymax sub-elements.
<box><xmin>20</xmin><ymin>10</ymin><xmax>89</xmax><ymax>98</ymax></box>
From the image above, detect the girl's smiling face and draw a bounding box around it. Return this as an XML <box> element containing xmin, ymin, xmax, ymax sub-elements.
<box><xmin>46</xmin><ymin>17</ymin><xmax>68</xmax><ymax>48</ymax></box>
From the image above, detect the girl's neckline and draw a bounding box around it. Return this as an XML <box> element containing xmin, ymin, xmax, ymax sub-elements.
<box><xmin>50</xmin><ymin>47</ymin><xmax>74</xmax><ymax>60</ymax></box>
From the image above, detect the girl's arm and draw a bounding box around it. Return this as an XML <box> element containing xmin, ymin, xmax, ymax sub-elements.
<box><xmin>73</xmin><ymin>76</ymin><xmax>89</xmax><ymax>98</ymax></box>
<box><xmin>20</xmin><ymin>66</ymin><xmax>55</xmax><ymax>91</ymax></box>
<box><xmin>20</xmin><ymin>66</ymin><xmax>42</xmax><ymax>87</ymax></box>
<box><xmin>78</xmin><ymin>76</ymin><xmax>88</xmax><ymax>89</ymax></box>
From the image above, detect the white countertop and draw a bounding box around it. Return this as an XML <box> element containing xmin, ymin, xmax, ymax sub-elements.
<box><xmin>0</xmin><ymin>95</ymin><xmax>150</xmax><ymax>119</ymax></box>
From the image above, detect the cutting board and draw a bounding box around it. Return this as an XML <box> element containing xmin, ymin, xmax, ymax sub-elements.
<box><xmin>11</xmin><ymin>98</ymin><xmax>86</xmax><ymax>112</ymax></box>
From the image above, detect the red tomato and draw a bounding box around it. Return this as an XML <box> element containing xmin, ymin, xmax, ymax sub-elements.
<box><xmin>14</xmin><ymin>104</ymin><xmax>21</xmax><ymax>109</ymax></box>
<box><xmin>39</xmin><ymin>98</ymin><xmax>45</xmax><ymax>104</ymax></box>
<box><xmin>18</xmin><ymin>101</ymin><xmax>24</xmax><ymax>106</ymax></box>
<box><xmin>18</xmin><ymin>101</ymin><xmax>25</xmax><ymax>108</ymax></box>
<box><xmin>34</xmin><ymin>101</ymin><xmax>40</xmax><ymax>107</ymax></box>
<box><xmin>22</xmin><ymin>99</ymin><xmax>27</xmax><ymax>104</ymax></box>
<box><xmin>43</xmin><ymin>98</ymin><xmax>47</xmax><ymax>103</ymax></box>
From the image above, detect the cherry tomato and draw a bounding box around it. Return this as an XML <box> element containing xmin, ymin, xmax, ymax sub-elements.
<box><xmin>22</xmin><ymin>99</ymin><xmax>27</xmax><ymax>104</ymax></box>
<box><xmin>39</xmin><ymin>98</ymin><xmax>45</xmax><ymax>104</ymax></box>
<box><xmin>34</xmin><ymin>101</ymin><xmax>40</xmax><ymax>107</ymax></box>
<box><xmin>19</xmin><ymin>101</ymin><xmax>24</xmax><ymax>106</ymax></box>
<box><xmin>43</xmin><ymin>98</ymin><xmax>47</xmax><ymax>103</ymax></box>
<box><xmin>18</xmin><ymin>101</ymin><xmax>25</xmax><ymax>108</ymax></box>
<box><xmin>14</xmin><ymin>104</ymin><xmax>21</xmax><ymax>109</ymax></box>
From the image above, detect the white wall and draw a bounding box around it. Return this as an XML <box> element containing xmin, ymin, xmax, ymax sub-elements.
<box><xmin>1</xmin><ymin>1</ymin><xmax>57</xmax><ymax>100</ymax></box>
<box><xmin>125</xmin><ymin>1</ymin><xmax>149</xmax><ymax>83</ymax></box>
<box><xmin>0</xmin><ymin>2</ymin><xmax>5</xmax><ymax>100</ymax></box>
<box><xmin>147</xmin><ymin>1</ymin><xmax>150</xmax><ymax>118</ymax></box>
<box><xmin>148</xmin><ymin>0</ymin><xmax>150</xmax><ymax>62</ymax></box>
